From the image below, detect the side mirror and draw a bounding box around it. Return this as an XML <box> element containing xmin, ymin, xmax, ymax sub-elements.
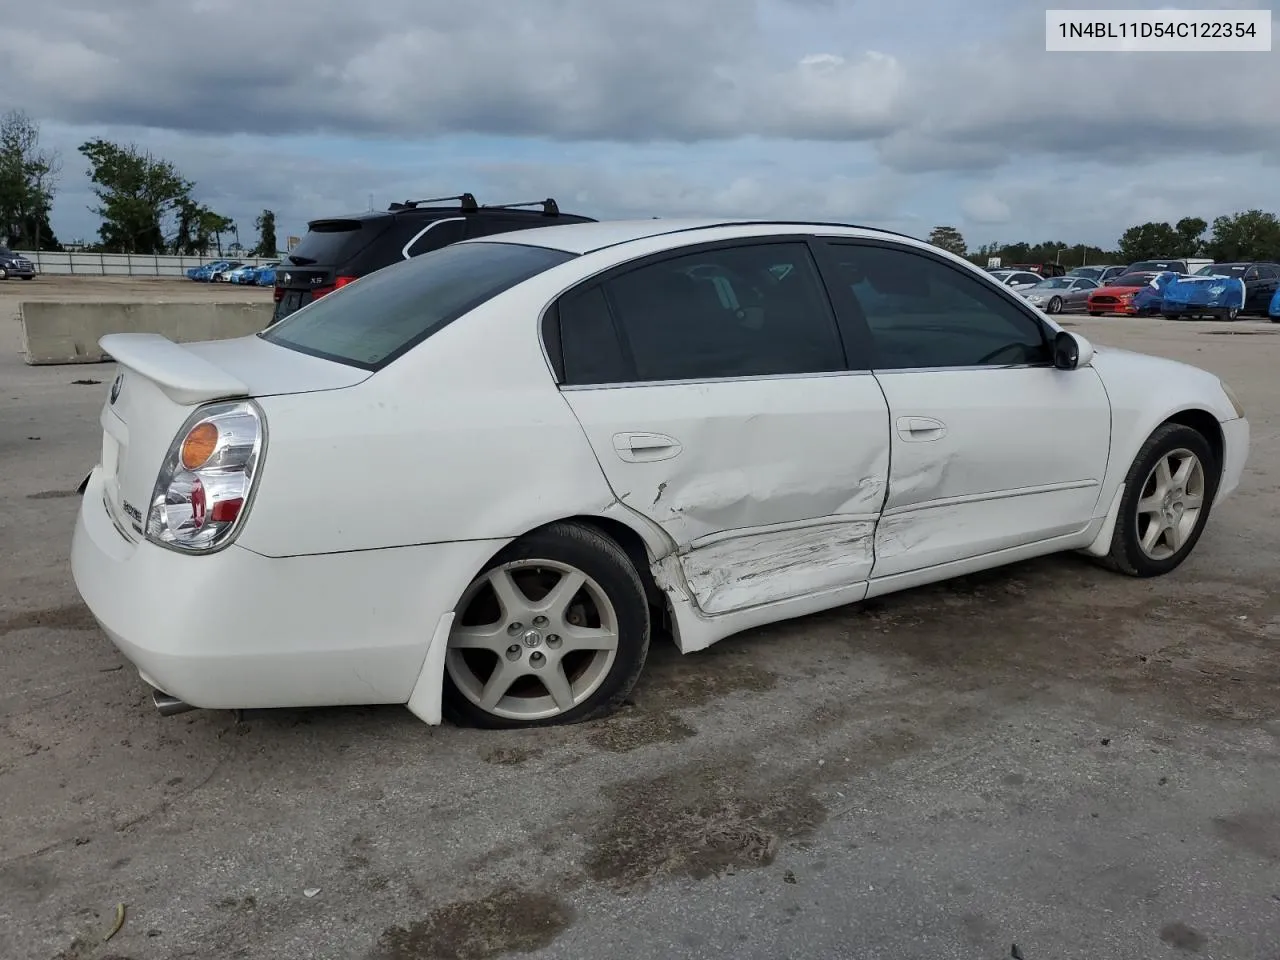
<box><xmin>1053</xmin><ymin>330</ymin><xmax>1094</xmax><ymax>370</ymax></box>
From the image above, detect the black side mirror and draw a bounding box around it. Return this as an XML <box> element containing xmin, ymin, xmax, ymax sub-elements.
<box><xmin>1053</xmin><ymin>330</ymin><xmax>1080</xmax><ymax>370</ymax></box>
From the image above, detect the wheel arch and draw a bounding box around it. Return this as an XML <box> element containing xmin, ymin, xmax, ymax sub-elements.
<box><xmin>1083</xmin><ymin>406</ymin><xmax>1224</xmax><ymax>557</ymax></box>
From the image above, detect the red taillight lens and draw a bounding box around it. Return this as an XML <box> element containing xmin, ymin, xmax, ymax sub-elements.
<box><xmin>335</xmin><ymin>275</ymin><xmax>356</xmax><ymax>288</ymax></box>
<box><xmin>311</xmin><ymin>276</ymin><xmax>357</xmax><ymax>300</ymax></box>
<box><xmin>273</xmin><ymin>286</ymin><xmax>284</xmax><ymax>302</ymax></box>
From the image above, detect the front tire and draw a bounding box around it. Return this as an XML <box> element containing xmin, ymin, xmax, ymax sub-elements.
<box><xmin>1226</xmin><ymin>307</ymin><xmax>1239</xmax><ymax>322</ymax></box>
<box><xmin>1047</xmin><ymin>296</ymin><xmax>1063</xmax><ymax>314</ymax></box>
<box><xmin>442</xmin><ymin>521</ymin><xmax>650</xmax><ymax>729</ymax></box>
<box><xmin>1101</xmin><ymin>423</ymin><xmax>1219</xmax><ymax>578</ymax></box>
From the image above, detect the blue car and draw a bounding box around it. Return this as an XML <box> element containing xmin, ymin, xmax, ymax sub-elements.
<box><xmin>189</xmin><ymin>260</ymin><xmax>234</xmax><ymax>282</ymax></box>
<box><xmin>1130</xmin><ymin>271</ymin><xmax>1179</xmax><ymax>315</ymax></box>
<box><xmin>226</xmin><ymin>264</ymin><xmax>261</xmax><ymax>284</ymax></box>
<box><xmin>1160</xmin><ymin>272</ymin><xmax>1247</xmax><ymax>321</ymax></box>
<box><xmin>253</xmin><ymin>263</ymin><xmax>279</xmax><ymax>286</ymax></box>
<box><xmin>1268</xmin><ymin>286</ymin><xmax>1280</xmax><ymax>322</ymax></box>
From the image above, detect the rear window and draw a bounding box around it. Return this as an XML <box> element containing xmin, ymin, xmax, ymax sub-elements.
<box><xmin>1110</xmin><ymin>273</ymin><xmax>1155</xmax><ymax>286</ymax></box>
<box><xmin>1128</xmin><ymin>260</ymin><xmax>1182</xmax><ymax>272</ymax></box>
<box><xmin>260</xmin><ymin>241</ymin><xmax>576</xmax><ymax>370</ymax></box>
<box><xmin>285</xmin><ymin>219</ymin><xmax>379</xmax><ymax>265</ymax></box>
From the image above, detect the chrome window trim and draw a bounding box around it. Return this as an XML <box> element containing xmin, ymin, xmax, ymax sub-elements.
<box><xmin>401</xmin><ymin>217</ymin><xmax>466</xmax><ymax>260</ymax></box>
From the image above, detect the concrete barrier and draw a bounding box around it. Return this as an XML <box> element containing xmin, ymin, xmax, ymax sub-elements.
<box><xmin>19</xmin><ymin>301</ymin><xmax>274</xmax><ymax>365</ymax></box>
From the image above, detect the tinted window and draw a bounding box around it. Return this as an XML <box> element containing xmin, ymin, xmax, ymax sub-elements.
<box><xmin>1109</xmin><ymin>273</ymin><xmax>1154</xmax><ymax>286</ymax></box>
<box><xmin>1257</xmin><ymin>264</ymin><xmax>1279</xmax><ymax>279</ymax></box>
<box><xmin>1200</xmin><ymin>263</ymin><xmax>1245</xmax><ymax>276</ymax></box>
<box><xmin>557</xmin><ymin>284</ymin><xmax>628</xmax><ymax>385</ymax></box>
<box><xmin>1076</xmin><ymin>278</ymin><xmax>1099</xmax><ymax>289</ymax></box>
<box><xmin>261</xmin><ymin>241</ymin><xmax>575</xmax><ymax>370</ymax></box>
<box><xmin>465</xmin><ymin>217</ymin><xmax>535</xmax><ymax>240</ymax></box>
<box><xmin>599</xmin><ymin>242</ymin><xmax>845</xmax><ymax>382</ymax></box>
<box><xmin>1129</xmin><ymin>260</ymin><xmax>1184</xmax><ymax>272</ymax></box>
<box><xmin>404</xmin><ymin>218</ymin><xmax>465</xmax><ymax>258</ymax></box>
<box><xmin>285</xmin><ymin>220</ymin><xmax>380</xmax><ymax>266</ymax></box>
<box><xmin>824</xmin><ymin>243</ymin><xmax>1050</xmax><ymax>370</ymax></box>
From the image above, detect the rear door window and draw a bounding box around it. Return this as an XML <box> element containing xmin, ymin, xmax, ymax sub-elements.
<box><xmin>261</xmin><ymin>242</ymin><xmax>576</xmax><ymax>370</ymax></box>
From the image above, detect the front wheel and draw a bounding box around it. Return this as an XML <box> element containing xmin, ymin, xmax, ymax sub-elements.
<box><xmin>1101</xmin><ymin>423</ymin><xmax>1218</xmax><ymax>578</ymax></box>
<box><xmin>1225</xmin><ymin>307</ymin><xmax>1239</xmax><ymax>322</ymax></box>
<box><xmin>442</xmin><ymin>521</ymin><xmax>650</xmax><ymax>729</ymax></box>
<box><xmin>1047</xmin><ymin>296</ymin><xmax>1063</xmax><ymax>314</ymax></box>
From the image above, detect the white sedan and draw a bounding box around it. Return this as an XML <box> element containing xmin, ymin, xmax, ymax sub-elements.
<box><xmin>71</xmin><ymin>219</ymin><xmax>1250</xmax><ymax>729</ymax></box>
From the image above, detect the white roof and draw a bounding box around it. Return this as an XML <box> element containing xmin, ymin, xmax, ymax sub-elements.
<box><xmin>471</xmin><ymin>217</ymin><xmax>911</xmax><ymax>255</ymax></box>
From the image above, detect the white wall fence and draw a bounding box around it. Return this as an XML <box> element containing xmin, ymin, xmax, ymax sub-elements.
<box><xmin>13</xmin><ymin>250</ymin><xmax>281</xmax><ymax>278</ymax></box>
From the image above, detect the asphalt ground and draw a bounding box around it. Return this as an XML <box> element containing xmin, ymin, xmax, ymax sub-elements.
<box><xmin>2</xmin><ymin>277</ymin><xmax>1277</xmax><ymax>960</ymax></box>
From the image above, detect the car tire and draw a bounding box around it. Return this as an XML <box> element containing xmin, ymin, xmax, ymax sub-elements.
<box><xmin>0</xmin><ymin>267</ymin><xmax>7</xmax><ymax>280</ymax></box>
<box><xmin>1226</xmin><ymin>307</ymin><xmax>1239</xmax><ymax>322</ymax></box>
<box><xmin>1099</xmin><ymin>422</ymin><xmax>1219</xmax><ymax>578</ymax></box>
<box><xmin>1047</xmin><ymin>296</ymin><xmax>1063</xmax><ymax>314</ymax></box>
<box><xmin>442</xmin><ymin>520</ymin><xmax>650</xmax><ymax>729</ymax></box>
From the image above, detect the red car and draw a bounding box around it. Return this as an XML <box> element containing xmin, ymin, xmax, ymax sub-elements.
<box><xmin>1086</xmin><ymin>271</ymin><xmax>1158</xmax><ymax>316</ymax></box>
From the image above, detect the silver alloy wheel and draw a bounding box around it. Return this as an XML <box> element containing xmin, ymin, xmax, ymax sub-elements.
<box><xmin>1135</xmin><ymin>447</ymin><xmax>1206</xmax><ymax>561</ymax></box>
<box><xmin>446</xmin><ymin>559</ymin><xmax>620</xmax><ymax>722</ymax></box>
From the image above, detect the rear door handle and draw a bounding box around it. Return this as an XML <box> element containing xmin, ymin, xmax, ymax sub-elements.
<box><xmin>896</xmin><ymin>416</ymin><xmax>947</xmax><ymax>442</ymax></box>
<box><xmin>612</xmin><ymin>432</ymin><xmax>683</xmax><ymax>462</ymax></box>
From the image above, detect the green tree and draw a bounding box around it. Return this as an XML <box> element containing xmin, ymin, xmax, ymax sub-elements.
<box><xmin>1204</xmin><ymin>209</ymin><xmax>1280</xmax><ymax>263</ymax></box>
<box><xmin>252</xmin><ymin>209</ymin><xmax>277</xmax><ymax>257</ymax></box>
<box><xmin>0</xmin><ymin>110</ymin><xmax>62</xmax><ymax>250</ymax></box>
<box><xmin>1174</xmin><ymin>216</ymin><xmax>1207</xmax><ymax>258</ymax></box>
<box><xmin>79</xmin><ymin>138</ymin><xmax>193</xmax><ymax>253</ymax></box>
<box><xmin>1116</xmin><ymin>221</ymin><xmax>1182</xmax><ymax>262</ymax></box>
<box><xmin>927</xmin><ymin>225</ymin><xmax>967</xmax><ymax>257</ymax></box>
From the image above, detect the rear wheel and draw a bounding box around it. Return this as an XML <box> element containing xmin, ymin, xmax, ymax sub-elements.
<box><xmin>1101</xmin><ymin>423</ymin><xmax>1218</xmax><ymax>578</ymax></box>
<box><xmin>442</xmin><ymin>521</ymin><xmax>650</xmax><ymax>729</ymax></box>
<box><xmin>1225</xmin><ymin>307</ymin><xmax>1239</xmax><ymax>322</ymax></box>
<box><xmin>0</xmin><ymin>267</ymin><xmax>7</xmax><ymax>280</ymax></box>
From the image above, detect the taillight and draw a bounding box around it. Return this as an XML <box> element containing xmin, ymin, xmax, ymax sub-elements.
<box><xmin>273</xmin><ymin>286</ymin><xmax>284</xmax><ymax>302</ymax></box>
<box><xmin>311</xmin><ymin>275</ymin><xmax>357</xmax><ymax>300</ymax></box>
<box><xmin>146</xmin><ymin>400</ymin><xmax>265</xmax><ymax>554</ymax></box>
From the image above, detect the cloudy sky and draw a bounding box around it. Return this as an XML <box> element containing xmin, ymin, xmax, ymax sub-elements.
<box><xmin>7</xmin><ymin>0</ymin><xmax>1279</xmax><ymax>252</ymax></box>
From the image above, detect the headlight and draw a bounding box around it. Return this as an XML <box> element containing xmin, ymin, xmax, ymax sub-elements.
<box><xmin>1220</xmin><ymin>381</ymin><xmax>1245</xmax><ymax>419</ymax></box>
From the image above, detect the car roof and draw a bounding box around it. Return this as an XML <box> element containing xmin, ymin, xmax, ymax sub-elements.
<box><xmin>469</xmin><ymin>217</ymin><xmax>926</xmax><ymax>255</ymax></box>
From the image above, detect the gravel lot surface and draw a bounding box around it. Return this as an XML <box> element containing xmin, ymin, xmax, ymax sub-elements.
<box><xmin>2</xmin><ymin>278</ymin><xmax>1277</xmax><ymax>960</ymax></box>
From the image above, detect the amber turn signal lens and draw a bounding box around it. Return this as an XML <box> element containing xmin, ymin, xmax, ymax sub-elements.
<box><xmin>181</xmin><ymin>422</ymin><xmax>219</xmax><ymax>469</ymax></box>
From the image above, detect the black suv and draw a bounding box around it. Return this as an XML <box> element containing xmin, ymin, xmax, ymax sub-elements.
<box><xmin>270</xmin><ymin>193</ymin><xmax>595</xmax><ymax>323</ymax></box>
<box><xmin>0</xmin><ymin>247</ymin><xmax>36</xmax><ymax>280</ymax></box>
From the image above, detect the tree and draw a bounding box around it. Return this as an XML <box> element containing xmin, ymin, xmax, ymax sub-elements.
<box><xmin>0</xmin><ymin>110</ymin><xmax>62</xmax><ymax>250</ymax></box>
<box><xmin>1116</xmin><ymin>221</ymin><xmax>1182</xmax><ymax>262</ymax></box>
<box><xmin>1204</xmin><ymin>210</ymin><xmax>1280</xmax><ymax>263</ymax></box>
<box><xmin>928</xmin><ymin>225</ymin><xmax>967</xmax><ymax>257</ymax></box>
<box><xmin>252</xmin><ymin>209</ymin><xmax>277</xmax><ymax>257</ymax></box>
<box><xmin>79</xmin><ymin>138</ymin><xmax>194</xmax><ymax>254</ymax></box>
<box><xmin>1174</xmin><ymin>217</ymin><xmax>1207</xmax><ymax>258</ymax></box>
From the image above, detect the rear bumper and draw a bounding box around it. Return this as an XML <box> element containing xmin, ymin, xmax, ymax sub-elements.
<box><xmin>71</xmin><ymin>467</ymin><xmax>503</xmax><ymax>711</ymax></box>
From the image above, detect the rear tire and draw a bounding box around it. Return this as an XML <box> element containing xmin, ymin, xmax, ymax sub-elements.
<box><xmin>442</xmin><ymin>521</ymin><xmax>650</xmax><ymax>729</ymax></box>
<box><xmin>1100</xmin><ymin>423</ymin><xmax>1219</xmax><ymax>578</ymax></box>
<box><xmin>1226</xmin><ymin>307</ymin><xmax>1239</xmax><ymax>322</ymax></box>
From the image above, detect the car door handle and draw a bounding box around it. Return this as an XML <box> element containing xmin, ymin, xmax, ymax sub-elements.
<box><xmin>896</xmin><ymin>416</ymin><xmax>947</xmax><ymax>442</ymax></box>
<box><xmin>612</xmin><ymin>432</ymin><xmax>683</xmax><ymax>462</ymax></box>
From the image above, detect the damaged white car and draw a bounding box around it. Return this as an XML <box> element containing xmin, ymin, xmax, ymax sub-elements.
<box><xmin>71</xmin><ymin>219</ymin><xmax>1250</xmax><ymax>729</ymax></box>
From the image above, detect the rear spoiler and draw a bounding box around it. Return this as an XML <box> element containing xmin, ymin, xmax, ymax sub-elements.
<box><xmin>99</xmin><ymin>333</ymin><xmax>250</xmax><ymax>406</ymax></box>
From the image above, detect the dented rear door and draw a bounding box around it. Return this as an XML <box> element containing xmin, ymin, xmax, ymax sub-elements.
<box><xmin>553</xmin><ymin>238</ymin><xmax>892</xmax><ymax>616</ymax></box>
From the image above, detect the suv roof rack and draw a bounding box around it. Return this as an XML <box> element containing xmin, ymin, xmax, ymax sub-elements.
<box><xmin>482</xmin><ymin>198</ymin><xmax>561</xmax><ymax>217</ymax></box>
<box><xmin>389</xmin><ymin>193</ymin><xmax>480</xmax><ymax>212</ymax></box>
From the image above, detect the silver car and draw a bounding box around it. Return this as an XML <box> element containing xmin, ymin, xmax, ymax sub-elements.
<box><xmin>1019</xmin><ymin>276</ymin><xmax>1099</xmax><ymax>314</ymax></box>
<box><xmin>988</xmin><ymin>269</ymin><xmax>1044</xmax><ymax>292</ymax></box>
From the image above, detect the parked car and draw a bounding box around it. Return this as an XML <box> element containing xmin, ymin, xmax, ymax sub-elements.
<box><xmin>1160</xmin><ymin>272</ymin><xmax>1248</xmax><ymax>321</ymax></box>
<box><xmin>226</xmin><ymin>264</ymin><xmax>262</xmax><ymax>284</ymax></box>
<box><xmin>71</xmin><ymin>218</ymin><xmax>1250</xmax><ymax>729</ymax></box>
<box><xmin>1187</xmin><ymin>262</ymin><xmax>1280</xmax><ymax>315</ymax></box>
<box><xmin>1130</xmin><ymin>270</ymin><xmax>1181</xmax><ymax>316</ymax></box>
<box><xmin>253</xmin><ymin>263</ymin><xmax>279</xmax><ymax>286</ymax></box>
<box><xmin>270</xmin><ymin>192</ymin><xmax>595</xmax><ymax>324</ymax></box>
<box><xmin>0</xmin><ymin>246</ymin><xmax>37</xmax><ymax>280</ymax></box>
<box><xmin>1125</xmin><ymin>258</ymin><xmax>1213</xmax><ymax>275</ymax></box>
<box><xmin>1269</xmin><ymin>286</ymin><xmax>1280</xmax><ymax>322</ymax></box>
<box><xmin>189</xmin><ymin>260</ymin><xmax>235</xmax><ymax>282</ymax></box>
<box><xmin>1008</xmin><ymin>262</ymin><xmax>1067</xmax><ymax>278</ymax></box>
<box><xmin>1086</xmin><ymin>271</ymin><xmax>1159</xmax><ymax>315</ymax></box>
<box><xmin>1067</xmin><ymin>265</ymin><xmax>1126</xmax><ymax>284</ymax></box>
<box><xmin>1018</xmin><ymin>275</ymin><xmax>1098</xmax><ymax>313</ymax></box>
<box><xmin>211</xmin><ymin>261</ymin><xmax>246</xmax><ymax>282</ymax></box>
<box><xmin>988</xmin><ymin>269</ymin><xmax>1044</xmax><ymax>292</ymax></box>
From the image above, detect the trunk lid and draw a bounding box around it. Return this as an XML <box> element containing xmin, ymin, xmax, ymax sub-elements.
<box><xmin>95</xmin><ymin>332</ymin><xmax>370</xmax><ymax>540</ymax></box>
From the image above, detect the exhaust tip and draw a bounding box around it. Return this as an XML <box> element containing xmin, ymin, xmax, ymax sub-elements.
<box><xmin>152</xmin><ymin>689</ymin><xmax>197</xmax><ymax>716</ymax></box>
